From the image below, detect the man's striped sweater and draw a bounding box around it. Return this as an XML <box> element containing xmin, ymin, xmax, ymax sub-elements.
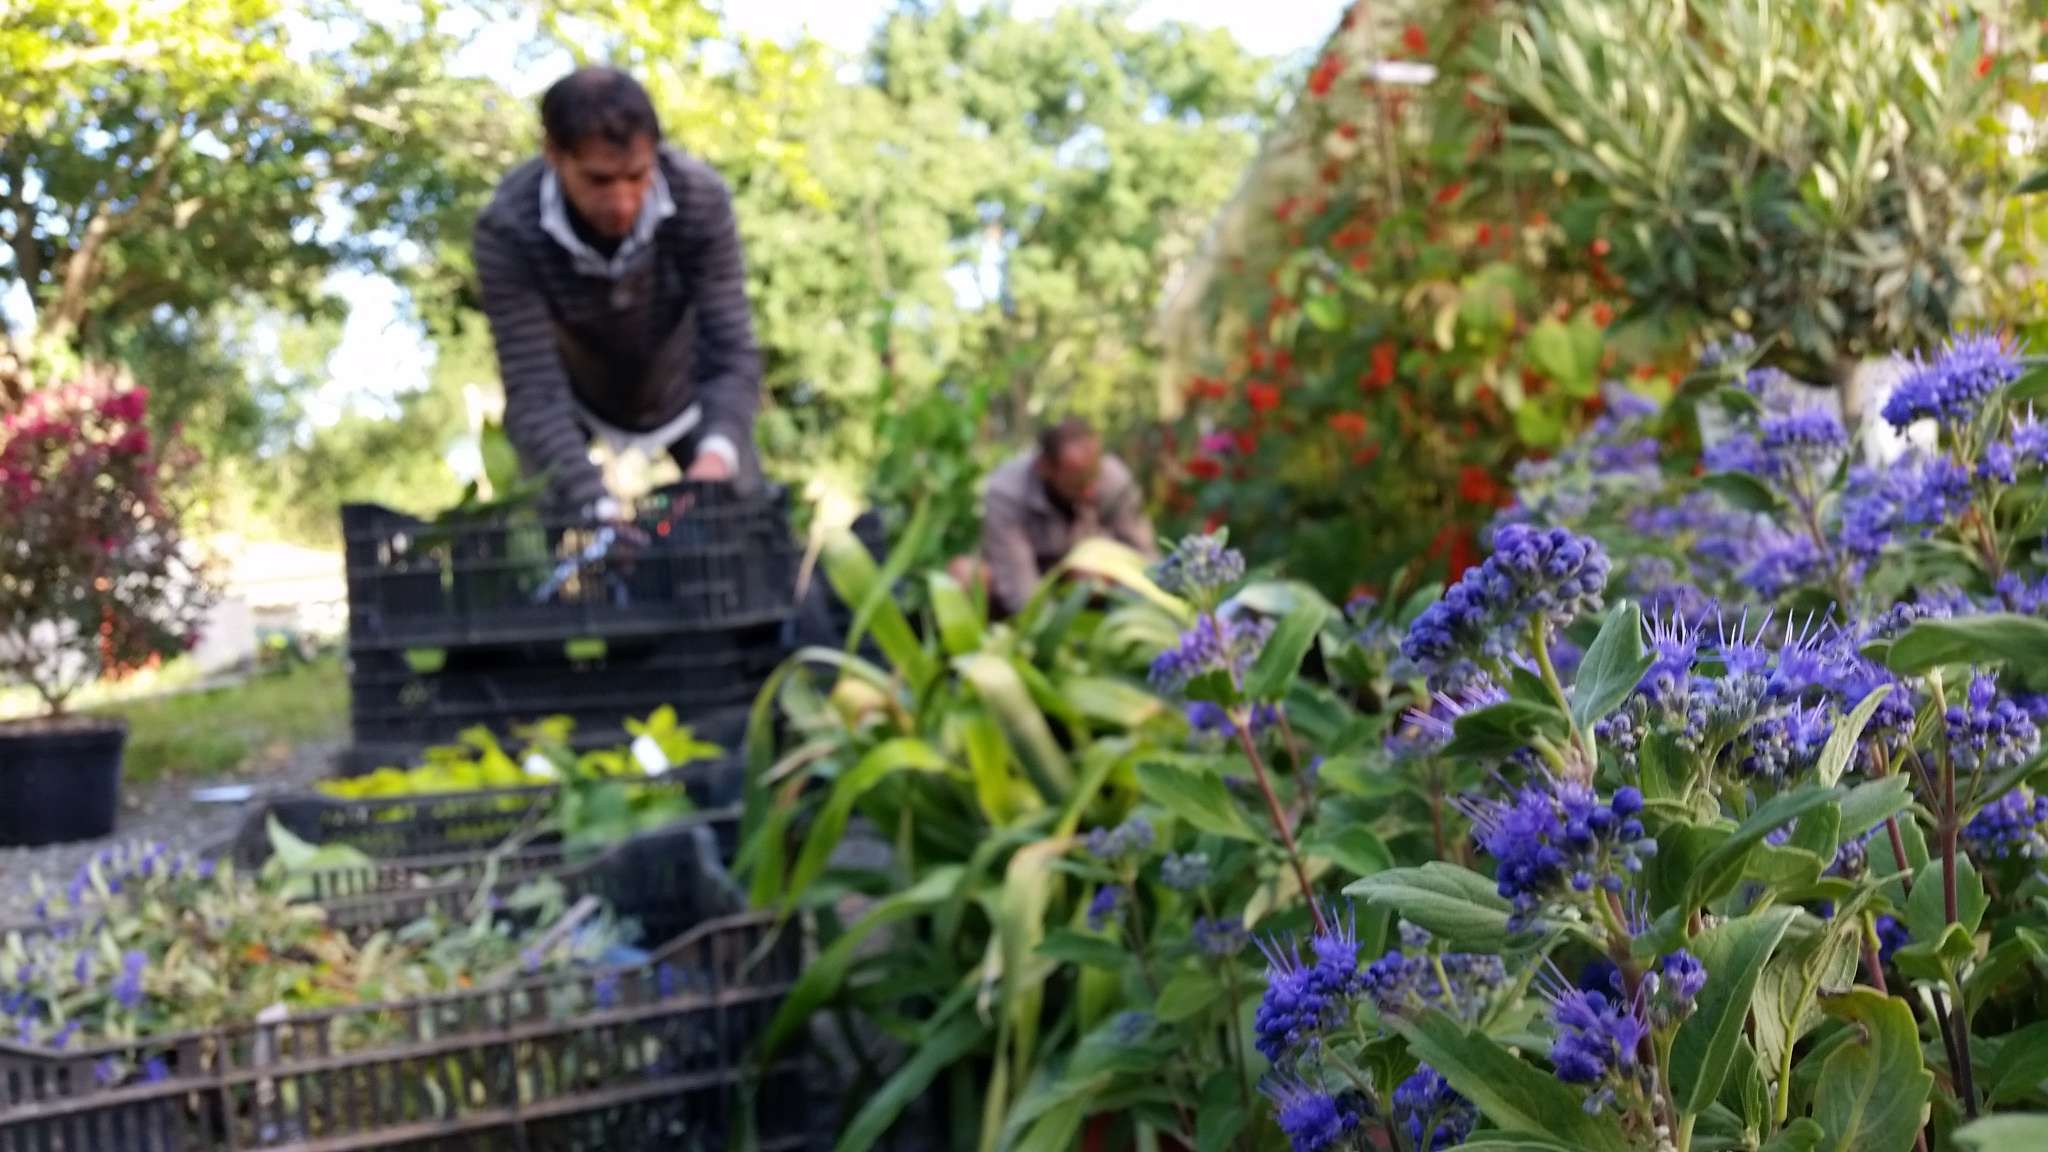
<box><xmin>472</xmin><ymin>146</ymin><xmax>761</xmax><ymax>509</ymax></box>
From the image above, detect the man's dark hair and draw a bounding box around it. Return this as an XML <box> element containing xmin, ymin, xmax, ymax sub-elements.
<box><xmin>1037</xmin><ymin>417</ymin><xmax>1097</xmax><ymax>461</ymax></box>
<box><xmin>540</xmin><ymin>67</ymin><xmax>662</xmax><ymax>150</ymax></box>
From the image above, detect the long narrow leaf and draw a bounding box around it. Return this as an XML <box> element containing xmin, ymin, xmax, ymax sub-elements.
<box><xmin>955</xmin><ymin>653</ymin><xmax>1075</xmax><ymax>796</ymax></box>
<box><xmin>927</xmin><ymin>571</ymin><xmax>986</xmax><ymax>656</ymax></box>
<box><xmin>835</xmin><ymin>1013</ymin><xmax>987</xmax><ymax>1152</ymax></box>
<box><xmin>757</xmin><ymin>865</ymin><xmax>964</xmax><ymax>1061</ymax></box>
<box><xmin>822</xmin><ymin>522</ymin><xmax>934</xmax><ymax>686</ymax></box>
<box><xmin>782</xmin><ymin>738</ymin><xmax>957</xmax><ymax>915</ymax></box>
<box><xmin>1020</xmin><ymin>536</ymin><xmax>1189</xmax><ymax>624</ymax></box>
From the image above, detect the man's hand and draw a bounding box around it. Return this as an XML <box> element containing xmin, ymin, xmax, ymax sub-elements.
<box><xmin>685</xmin><ymin>452</ymin><xmax>734</xmax><ymax>482</ymax></box>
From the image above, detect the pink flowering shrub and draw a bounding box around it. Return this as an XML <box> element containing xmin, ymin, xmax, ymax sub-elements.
<box><xmin>0</xmin><ymin>368</ymin><xmax>214</xmax><ymax>715</ymax></box>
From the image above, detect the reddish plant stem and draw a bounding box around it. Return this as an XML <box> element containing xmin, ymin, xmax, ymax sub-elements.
<box><xmin>1238</xmin><ymin>725</ymin><xmax>1328</xmax><ymax>936</ymax></box>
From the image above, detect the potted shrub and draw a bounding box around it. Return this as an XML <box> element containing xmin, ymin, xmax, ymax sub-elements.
<box><xmin>0</xmin><ymin>369</ymin><xmax>213</xmax><ymax>846</ymax></box>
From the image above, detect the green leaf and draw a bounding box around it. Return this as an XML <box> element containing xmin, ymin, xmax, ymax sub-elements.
<box><xmin>2017</xmin><ymin>168</ymin><xmax>2048</xmax><ymax>196</ymax></box>
<box><xmin>1688</xmin><ymin>785</ymin><xmax>1841</xmax><ymax>910</ymax></box>
<box><xmin>1247</xmin><ymin>602</ymin><xmax>1330</xmax><ymax>701</ymax></box>
<box><xmin>1198</xmin><ymin>1070</ymin><xmax>1248</xmax><ymax>1152</ymax></box>
<box><xmin>1905</xmin><ymin>856</ymin><xmax>1987</xmax><ymax>945</ymax></box>
<box><xmin>1968</xmin><ymin>935</ymin><xmax>2047</xmax><ymax>1016</ymax></box>
<box><xmin>1701</xmin><ymin>471</ymin><xmax>1782</xmax><ymax>514</ymax></box>
<box><xmin>926</xmin><ymin>572</ymin><xmax>984</xmax><ymax>655</ymax></box>
<box><xmin>1715</xmin><ymin>386</ymin><xmax>1766</xmax><ymax>418</ymax></box>
<box><xmin>1671</xmin><ymin>907</ymin><xmax>1798</xmax><ymax>1113</ymax></box>
<box><xmin>1345</xmin><ymin>864</ymin><xmax>1515</xmax><ymax>950</ymax></box>
<box><xmin>1887</xmin><ymin>615</ymin><xmax>2048</xmax><ymax>676</ymax></box>
<box><xmin>834</xmin><ymin>1013</ymin><xmax>985</xmax><ymax>1152</ymax></box>
<box><xmin>1316</xmin><ymin>754</ymin><xmax>1409</xmax><ymax>800</ymax></box>
<box><xmin>1061</xmin><ymin>676</ymin><xmax>1165</xmax><ymax>731</ymax></box>
<box><xmin>1156</xmin><ymin>969</ymin><xmax>1223</xmax><ymax>1023</ymax></box>
<box><xmin>1443</xmin><ymin>700</ymin><xmax>1571</xmax><ymax>760</ymax></box>
<box><xmin>1038</xmin><ymin>929</ymin><xmax>1129</xmax><ymax>971</ymax></box>
<box><xmin>1571</xmin><ymin>601</ymin><xmax>1651</xmax><ymax>732</ymax></box>
<box><xmin>1303</xmin><ymin>825</ymin><xmax>1394</xmax><ymax>880</ymax></box>
<box><xmin>2008</xmin><ymin>364</ymin><xmax>2048</xmax><ymax>404</ymax></box>
<box><xmin>1453</xmin><ymin>1138</ymin><xmax>1578</xmax><ymax>1152</ymax></box>
<box><xmin>1392</xmin><ymin>1012</ymin><xmax>1632</xmax><ymax>1152</ymax></box>
<box><xmin>1303</xmin><ymin>291</ymin><xmax>1344</xmax><ymax>332</ymax></box>
<box><xmin>1816</xmin><ymin>686</ymin><xmax>1892</xmax><ymax>786</ymax></box>
<box><xmin>955</xmin><ymin>653</ymin><xmax>1074</xmax><ymax>797</ymax></box>
<box><xmin>822</xmin><ymin>522</ymin><xmax>934</xmax><ymax>687</ymax></box>
<box><xmin>1136</xmin><ymin>759</ymin><xmax>1260</xmax><ymax>842</ymax></box>
<box><xmin>1956</xmin><ymin>1116</ymin><xmax>2048</xmax><ymax>1151</ymax></box>
<box><xmin>1762</xmin><ymin>1119</ymin><xmax>1825</xmax><ymax>1152</ymax></box>
<box><xmin>1893</xmin><ymin>923</ymin><xmax>1976</xmax><ymax>983</ymax></box>
<box><xmin>1812</xmin><ymin>989</ymin><xmax>1933</xmax><ymax>1152</ymax></box>
<box><xmin>1987</xmin><ymin>1021</ymin><xmax>2048</xmax><ymax>1105</ymax></box>
<box><xmin>758</xmin><ymin>866</ymin><xmax>963</xmax><ymax>1060</ymax></box>
<box><xmin>1026</xmin><ymin>537</ymin><xmax>1188</xmax><ymax>622</ymax></box>
<box><xmin>1527</xmin><ymin>317</ymin><xmax>1599</xmax><ymax>394</ymax></box>
<box><xmin>783</xmin><ymin>739</ymin><xmax>955</xmax><ymax>913</ymax></box>
<box><xmin>1836</xmin><ymin>776</ymin><xmax>1912</xmax><ymax>841</ymax></box>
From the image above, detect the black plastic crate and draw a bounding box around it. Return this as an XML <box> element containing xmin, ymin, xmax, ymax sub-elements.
<box><xmin>344</xmin><ymin>483</ymin><xmax>803</xmax><ymax>651</ymax></box>
<box><xmin>0</xmin><ymin>825</ymin><xmax>812</xmax><ymax>1152</ymax></box>
<box><xmin>345</xmin><ymin>633</ymin><xmax>778</xmax><ymax>768</ymax></box>
<box><xmin>228</xmin><ymin>755</ymin><xmax>746</xmax><ymax>872</ymax></box>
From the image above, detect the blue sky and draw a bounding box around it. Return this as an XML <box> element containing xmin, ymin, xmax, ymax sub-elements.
<box><xmin>318</xmin><ymin>0</ymin><xmax>1346</xmax><ymax>434</ymax></box>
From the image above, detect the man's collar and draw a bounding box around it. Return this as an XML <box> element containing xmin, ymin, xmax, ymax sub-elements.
<box><xmin>538</xmin><ymin>160</ymin><xmax>677</xmax><ymax>280</ymax></box>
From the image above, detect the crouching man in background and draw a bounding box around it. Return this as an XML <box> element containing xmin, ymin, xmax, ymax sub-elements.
<box><xmin>971</xmin><ymin>418</ymin><xmax>1158</xmax><ymax>618</ymax></box>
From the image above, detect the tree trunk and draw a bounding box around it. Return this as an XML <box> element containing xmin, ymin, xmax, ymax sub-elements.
<box><xmin>43</xmin><ymin>119</ymin><xmax>182</xmax><ymax>348</ymax></box>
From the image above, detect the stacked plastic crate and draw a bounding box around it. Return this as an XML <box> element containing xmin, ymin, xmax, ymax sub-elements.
<box><xmin>340</xmin><ymin>483</ymin><xmax>802</xmax><ymax>772</ymax></box>
<box><xmin>0</xmin><ymin>821</ymin><xmax>812</xmax><ymax>1151</ymax></box>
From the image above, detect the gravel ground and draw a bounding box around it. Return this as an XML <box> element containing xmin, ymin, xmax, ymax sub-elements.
<box><xmin>0</xmin><ymin>739</ymin><xmax>342</xmax><ymax>925</ymax></box>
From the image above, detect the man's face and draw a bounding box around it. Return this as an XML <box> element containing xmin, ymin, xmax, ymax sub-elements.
<box><xmin>1040</xmin><ymin>437</ymin><xmax>1102</xmax><ymax>510</ymax></box>
<box><xmin>545</xmin><ymin>134</ymin><xmax>657</xmax><ymax>240</ymax></box>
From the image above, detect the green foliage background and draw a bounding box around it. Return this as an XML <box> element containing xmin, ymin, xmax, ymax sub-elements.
<box><xmin>0</xmin><ymin>0</ymin><xmax>1279</xmax><ymax>545</ymax></box>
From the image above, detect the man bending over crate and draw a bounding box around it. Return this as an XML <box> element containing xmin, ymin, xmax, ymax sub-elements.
<box><xmin>474</xmin><ymin>67</ymin><xmax>762</xmax><ymax>517</ymax></box>
<box><xmin>976</xmin><ymin>418</ymin><xmax>1158</xmax><ymax>619</ymax></box>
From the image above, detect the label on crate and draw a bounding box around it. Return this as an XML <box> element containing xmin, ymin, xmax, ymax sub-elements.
<box><xmin>523</xmin><ymin>753</ymin><xmax>560</xmax><ymax>781</ymax></box>
<box><xmin>631</xmin><ymin>734</ymin><xmax>669</xmax><ymax>776</ymax></box>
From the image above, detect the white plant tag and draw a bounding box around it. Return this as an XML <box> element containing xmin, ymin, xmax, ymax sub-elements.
<box><xmin>631</xmin><ymin>734</ymin><xmax>669</xmax><ymax>776</ymax></box>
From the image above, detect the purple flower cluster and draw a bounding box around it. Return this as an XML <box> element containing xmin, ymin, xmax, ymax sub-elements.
<box><xmin>1697</xmin><ymin>332</ymin><xmax>1756</xmax><ymax>371</ymax></box>
<box><xmin>1543</xmin><ymin>968</ymin><xmax>1650</xmax><ymax>1111</ymax></box>
<box><xmin>1343</xmin><ymin>595</ymin><xmax>1400</xmax><ymax>662</ymax></box>
<box><xmin>1393</xmin><ymin>1065</ymin><xmax>1477</xmax><ymax>1152</ymax></box>
<box><xmin>1154</xmin><ymin>533</ymin><xmax>1246</xmax><ymax>602</ymax></box>
<box><xmin>1945</xmin><ymin>675</ymin><xmax>2040</xmax><ymax>774</ymax></box>
<box><xmin>1254</xmin><ymin>915</ymin><xmax>1363</xmax><ymax>1063</ymax></box>
<box><xmin>1656</xmin><ymin>950</ymin><xmax>1707</xmax><ymax>1012</ymax></box>
<box><xmin>1086</xmin><ymin>885</ymin><xmax>1127</xmax><ymax>931</ymax></box>
<box><xmin>1185</xmin><ymin>700</ymin><xmax>1279</xmax><ymax>742</ymax></box>
<box><xmin>1192</xmin><ymin>917</ymin><xmax>1250</xmax><ymax>958</ymax></box>
<box><xmin>1150</xmin><ymin>611</ymin><xmax>1273</xmax><ymax>694</ymax></box>
<box><xmin>1357</xmin><ymin>927</ymin><xmax>1505</xmax><ymax>1024</ymax></box>
<box><xmin>1160</xmin><ymin>852</ymin><xmax>1211</xmax><ymax>892</ymax></box>
<box><xmin>1881</xmin><ymin>332</ymin><xmax>2023</xmax><ymax>431</ymax></box>
<box><xmin>1734</xmin><ymin>702</ymin><xmax>1832</xmax><ymax>780</ymax></box>
<box><xmin>1401</xmin><ymin>525</ymin><xmax>1611</xmax><ymax>676</ymax></box>
<box><xmin>111</xmin><ymin>950</ymin><xmax>146</xmax><ymax>1010</ymax></box>
<box><xmin>1739</xmin><ymin>529</ymin><xmax>1827</xmax><ymax>600</ymax></box>
<box><xmin>1265</xmin><ymin>1078</ymin><xmax>1368</xmax><ymax>1152</ymax></box>
<box><xmin>1085</xmin><ymin>818</ymin><xmax>1154</xmax><ymax>864</ymax></box>
<box><xmin>1460</xmin><ymin>778</ymin><xmax>1654</xmax><ymax>930</ymax></box>
<box><xmin>1590</xmin><ymin>437</ymin><xmax>1661</xmax><ymax>477</ymax></box>
<box><xmin>1759</xmin><ymin>408</ymin><xmax>1848</xmax><ymax>470</ymax></box>
<box><xmin>1964</xmin><ymin>788</ymin><xmax>2048</xmax><ymax>861</ymax></box>
<box><xmin>1384</xmin><ymin>679</ymin><xmax>1508</xmax><ymax>761</ymax></box>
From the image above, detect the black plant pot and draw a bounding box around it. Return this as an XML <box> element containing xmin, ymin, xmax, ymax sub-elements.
<box><xmin>0</xmin><ymin>719</ymin><xmax>125</xmax><ymax>847</ymax></box>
